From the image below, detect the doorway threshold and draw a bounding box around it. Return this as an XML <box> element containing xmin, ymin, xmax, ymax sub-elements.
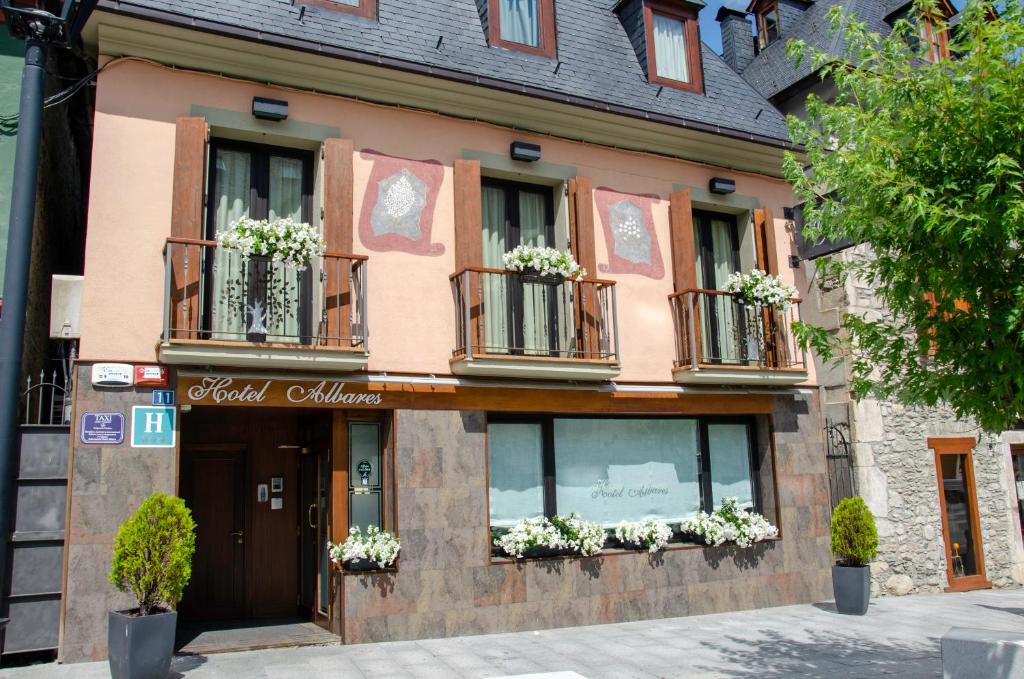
<box><xmin>176</xmin><ymin>618</ymin><xmax>338</xmax><ymax>656</ymax></box>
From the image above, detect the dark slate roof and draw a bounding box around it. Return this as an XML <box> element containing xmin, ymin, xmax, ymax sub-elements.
<box><xmin>739</xmin><ymin>0</ymin><xmax>894</xmax><ymax>100</ymax></box>
<box><xmin>98</xmin><ymin>0</ymin><xmax>793</xmax><ymax>144</ymax></box>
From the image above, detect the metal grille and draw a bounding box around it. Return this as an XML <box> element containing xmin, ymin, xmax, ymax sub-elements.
<box><xmin>21</xmin><ymin>369</ymin><xmax>71</xmax><ymax>427</ymax></box>
<box><xmin>825</xmin><ymin>420</ymin><xmax>855</xmax><ymax>511</ymax></box>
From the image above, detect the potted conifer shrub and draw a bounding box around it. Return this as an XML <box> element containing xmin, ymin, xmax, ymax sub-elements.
<box><xmin>830</xmin><ymin>496</ymin><xmax>878</xmax><ymax>615</ymax></box>
<box><xmin>107</xmin><ymin>493</ymin><xmax>196</xmax><ymax>679</ymax></box>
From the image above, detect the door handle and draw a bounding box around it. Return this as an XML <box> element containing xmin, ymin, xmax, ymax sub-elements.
<box><xmin>307</xmin><ymin>504</ymin><xmax>317</xmax><ymax>529</ymax></box>
<box><xmin>231</xmin><ymin>530</ymin><xmax>244</xmax><ymax>544</ymax></box>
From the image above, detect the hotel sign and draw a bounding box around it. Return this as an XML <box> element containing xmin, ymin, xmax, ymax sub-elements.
<box><xmin>181</xmin><ymin>376</ymin><xmax>385</xmax><ymax>408</ymax></box>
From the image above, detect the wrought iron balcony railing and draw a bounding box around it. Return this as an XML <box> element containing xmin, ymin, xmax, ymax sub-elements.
<box><xmin>669</xmin><ymin>289</ymin><xmax>805</xmax><ymax>372</ymax></box>
<box><xmin>451</xmin><ymin>267</ymin><xmax>619</xmax><ymax>362</ymax></box>
<box><xmin>162</xmin><ymin>238</ymin><xmax>368</xmax><ymax>350</ymax></box>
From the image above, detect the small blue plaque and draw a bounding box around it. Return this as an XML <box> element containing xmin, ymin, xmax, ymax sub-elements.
<box><xmin>152</xmin><ymin>390</ymin><xmax>175</xmax><ymax>406</ymax></box>
<box><xmin>81</xmin><ymin>412</ymin><xmax>125</xmax><ymax>445</ymax></box>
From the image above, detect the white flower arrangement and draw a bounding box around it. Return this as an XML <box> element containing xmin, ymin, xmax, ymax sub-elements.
<box><xmin>722</xmin><ymin>269</ymin><xmax>797</xmax><ymax>311</ymax></box>
<box><xmin>494</xmin><ymin>516</ymin><xmax>567</xmax><ymax>559</ymax></box>
<box><xmin>216</xmin><ymin>216</ymin><xmax>325</xmax><ymax>271</ymax></box>
<box><xmin>495</xmin><ymin>513</ymin><xmax>606</xmax><ymax>558</ymax></box>
<box><xmin>613</xmin><ymin>518</ymin><xmax>674</xmax><ymax>553</ymax></box>
<box><xmin>552</xmin><ymin>513</ymin><xmax>606</xmax><ymax>557</ymax></box>
<box><xmin>328</xmin><ymin>525</ymin><xmax>400</xmax><ymax>569</ymax></box>
<box><xmin>680</xmin><ymin>497</ymin><xmax>778</xmax><ymax>548</ymax></box>
<box><xmin>503</xmin><ymin>245</ymin><xmax>587</xmax><ymax>279</ymax></box>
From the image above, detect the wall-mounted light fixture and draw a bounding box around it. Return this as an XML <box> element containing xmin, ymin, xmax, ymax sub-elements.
<box><xmin>709</xmin><ymin>177</ymin><xmax>736</xmax><ymax>195</ymax></box>
<box><xmin>510</xmin><ymin>141</ymin><xmax>541</xmax><ymax>163</ymax></box>
<box><xmin>252</xmin><ymin>97</ymin><xmax>289</xmax><ymax>122</ymax></box>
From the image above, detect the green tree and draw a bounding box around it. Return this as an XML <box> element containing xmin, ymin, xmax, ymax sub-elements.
<box><xmin>784</xmin><ymin>0</ymin><xmax>1024</xmax><ymax>432</ymax></box>
<box><xmin>109</xmin><ymin>493</ymin><xmax>196</xmax><ymax>615</ymax></box>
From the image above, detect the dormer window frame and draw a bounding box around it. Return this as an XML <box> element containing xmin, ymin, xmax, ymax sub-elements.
<box><xmin>487</xmin><ymin>0</ymin><xmax>558</xmax><ymax>59</ymax></box>
<box><xmin>643</xmin><ymin>0</ymin><xmax>705</xmax><ymax>94</ymax></box>
<box><xmin>302</xmin><ymin>0</ymin><xmax>377</xmax><ymax>20</ymax></box>
<box><xmin>753</xmin><ymin>0</ymin><xmax>781</xmax><ymax>50</ymax></box>
<box><xmin>919</xmin><ymin>10</ymin><xmax>950</xmax><ymax>62</ymax></box>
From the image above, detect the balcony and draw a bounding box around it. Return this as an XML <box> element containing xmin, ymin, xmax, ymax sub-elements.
<box><xmin>160</xmin><ymin>238</ymin><xmax>369</xmax><ymax>371</ymax></box>
<box><xmin>669</xmin><ymin>289</ymin><xmax>808</xmax><ymax>386</ymax></box>
<box><xmin>450</xmin><ymin>267</ymin><xmax>620</xmax><ymax>381</ymax></box>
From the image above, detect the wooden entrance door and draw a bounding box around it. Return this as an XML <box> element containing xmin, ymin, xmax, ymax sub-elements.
<box><xmin>929</xmin><ymin>437</ymin><xmax>992</xmax><ymax>592</ymax></box>
<box><xmin>180</xmin><ymin>446</ymin><xmax>246</xmax><ymax>621</ymax></box>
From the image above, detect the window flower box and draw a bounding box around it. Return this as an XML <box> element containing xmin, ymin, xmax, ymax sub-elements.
<box><xmin>494</xmin><ymin>514</ymin><xmax>605</xmax><ymax>559</ymax></box>
<box><xmin>503</xmin><ymin>245</ymin><xmax>586</xmax><ymax>281</ymax></box>
<box><xmin>613</xmin><ymin>519</ymin><xmax>674</xmax><ymax>553</ymax></box>
<box><xmin>680</xmin><ymin>498</ymin><xmax>778</xmax><ymax>548</ymax></box>
<box><xmin>329</xmin><ymin>525</ymin><xmax>400</xmax><ymax>573</ymax></box>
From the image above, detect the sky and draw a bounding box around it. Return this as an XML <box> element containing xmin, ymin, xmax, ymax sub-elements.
<box><xmin>698</xmin><ymin>0</ymin><xmax>753</xmax><ymax>56</ymax></box>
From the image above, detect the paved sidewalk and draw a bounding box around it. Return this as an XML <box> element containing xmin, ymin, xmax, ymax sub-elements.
<box><xmin>4</xmin><ymin>589</ymin><xmax>1023</xmax><ymax>678</ymax></box>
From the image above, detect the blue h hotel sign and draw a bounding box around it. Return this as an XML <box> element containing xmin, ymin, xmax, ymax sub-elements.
<box><xmin>131</xmin><ymin>406</ymin><xmax>176</xmax><ymax>448</ymax></box>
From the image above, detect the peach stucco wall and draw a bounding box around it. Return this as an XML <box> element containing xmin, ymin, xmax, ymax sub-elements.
<box><xmin>80</xmin><ymin>59</ymin><xmax>808</xmax><ymax>385</ymax></box>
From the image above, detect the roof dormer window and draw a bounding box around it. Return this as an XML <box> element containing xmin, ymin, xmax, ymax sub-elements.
<box><xmin>753</xmin><ymin>0</ymin><xmax>780</xmax><ymax>50</ymax></box>
<box><xmin>303</xmin><ymin>0</ymin><xmax>377</xmax><ymax>19</ymax></box>
<box><xmin>488</xmin><ymin>0</ymin><xmax>557</xmax><ymax>58</ymax></box>
<box><xmin>643</xmin><ymin>1</ymin><xmax>703</xmax><ymax>93</ymax></box>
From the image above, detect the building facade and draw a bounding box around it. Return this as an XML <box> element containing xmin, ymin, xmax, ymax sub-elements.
<box><xmin>59</xmin><ymin>0</ymin><xmax>833</xmax><ymax>663</ymax></box>
<box><xmin>717</xmin><ymin>0</ymin><xmax>1024</xmax><ymax>596</ymax></box>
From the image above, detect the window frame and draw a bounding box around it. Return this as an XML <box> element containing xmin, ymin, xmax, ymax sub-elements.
<box><xmin>485</xmin><ymin>413</ymin><xmax>763</xmax><ymax>529</ymax></box>
<box><xmin>301</xmin><ymin>0</ymin><xmax>377</xmax><ymax>20</ymax></box>
<box><xmin>755</xmin><ymin>0</ymin><xmax>781</xmax><ymax>50</ymax></box>
<box><xmin>202</xmin><ymin>138</ymin><xmax>316</xmax><ymax>341</ymax></box>
<box><xmin>487</xmin><ymin>0</ymin><xmax>558</xmax><ymax>59</ymax></box>
<box><xmin>643</xmin><ymin>0</ymin><xmax>704</xmax><ymax>94</ymax></box>
<box><xmin>919</xmin><ymin>14</ymin><xmax>950</xmax><ymax>62</ymax></box>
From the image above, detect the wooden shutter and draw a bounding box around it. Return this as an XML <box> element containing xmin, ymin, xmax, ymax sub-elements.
<box><xmin>170</xmin><ymin>117</ymin><xmax>208</xmax><ymax>240</ymax></box>
<box><xmin>567</xmin><ymin>177</ymin><xmax>596</xmax><ymax>276</ymax></box>
<box><xmin>453</xmin><ymin>159</ymin><xmax>483</xmax><ymax>271</ymax></box>
<box><xmin>669</xmin><ymin>189</ymin><xmax>700</xmax><ymax>364</ymax></box>
<box><xmin>322</xmin><ymin>139</ymin><xmax>355</xmax><ymax>344</ymax></box>
<box><xmin>668</xmin><ymin>189</ymin><xmax>697</xmax><ymax>293</ymax></box>
<box><xmin>168</xmin><ymin>117</ymin><xmax>207</xmax><ymax>339</ymax></box>
<box><xmin>453</xmin><ymin>160</ymin><xmax>483</xmax><ymax>353</ymax></box>
<box><xmin>753</xmin><ymin>208</ymin><xmax>779</xmax><ymax>275</ymax></box>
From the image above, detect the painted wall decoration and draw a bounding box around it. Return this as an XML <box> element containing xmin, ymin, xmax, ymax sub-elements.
<box><xmin>358</xmin><ymin>149</ymin><xmax>445</xmax><ymax>256</ymax></box>
<box><xmin>594</xmin><ymin>187</ymin><xmax>665</xmax><ymax>279</ymax></box>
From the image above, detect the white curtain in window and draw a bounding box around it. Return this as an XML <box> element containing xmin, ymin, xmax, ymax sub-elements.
<box><xmin>482</xmin><ymin>186</ymin><xmax>509</xmax><ymax>353</ymax></box>
<box><xmin>500</xmin><ymin>0</ymin><xmax>540</xmax><ymax>47</ymax></box>
<box><xmin>518</xmin><ymin>190</ymin><xmax>553</xmax><ymax>356</ymax></box>
<box><xmin>488</xmin><ymin>422</ymin><xmax>545</xmax><ymax>526</ymax></box>
<box><xmin>554</xmin><ymin>418</ymin><xmax>701</xmax><ymax>526</ymax></box>
<box><xmin>708</xmin><ymin>424</ymin><xmax>755</xmax><ymax>509</ymax></box>
<box><xmin>653</xmin><ymin>14</ymin><xmax>689</xmax><ymax>83</ymax></box>
<box><xmin>264</xmin><ymin>156</ymin><xmax>305</xmax><ymax>343</ymax></box>
<box><xmin>211</xmin><ymin>149</ymin><xmax>251</xmax><ymax>340</ymax></box>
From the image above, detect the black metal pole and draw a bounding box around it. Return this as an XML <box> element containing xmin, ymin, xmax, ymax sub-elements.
<box><xmin>0</xmin><ymin>37</ymin><xmax>47</xmax><ymax>621</ymax></box>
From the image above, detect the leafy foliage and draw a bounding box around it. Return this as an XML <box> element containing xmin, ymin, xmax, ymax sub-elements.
<box><xmin>108</xmin><ymin>493</ymin><xmax>196</xmax><ymax>615</ymax></box>
<box><xmin>830</xmin><ymin>497</ymin><xmax>879</xmax><ymax>566</ymax></box>
<box><xmin>784</xmin><ymin>0</ymin><xmax>1024</xmax><ymax>432</ymax></box>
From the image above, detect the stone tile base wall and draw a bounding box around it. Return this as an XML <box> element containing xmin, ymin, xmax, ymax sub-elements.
<box><xmin>60</xmin><ymin>366</ymin><xmax>177</xmax><ymax>663</ymax></box>
<box><xmin>343</xmin><ymin>396</ymin><xmax>832</xmax><ymax>643</ymax></box>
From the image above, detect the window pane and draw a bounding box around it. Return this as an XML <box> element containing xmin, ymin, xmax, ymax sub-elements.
<box><xmin>500</xmin><ymin>0</ymin><xmax>540</xmax><ymax>47</ymax></box>
<box><xmin>211</xmin><ymin>149</ymin><xmax>252</xmax><ymax>340</ymax></box>
<box><xmin>269</xmin><ymin>156</ymin><xmax>304</xmax><ymax>222</ymax></box>
<box><xmin>488</xmin><ymin>422</ymin><xmax>545</xmax><ymax>526</ymax></box>
<box><xmin>653</xmin><ymin>14</ymin><xmax>689</xmax><ymax>83</ymax></box>
<box><xmin>708</xmin><ymin>423</ymin><xmax>755</xmax><ymax>510</ymax></box>
<box><xmin>554</xmin><ymin>418</ymin><xmax>700</xmax><ymax>526</ymax></box>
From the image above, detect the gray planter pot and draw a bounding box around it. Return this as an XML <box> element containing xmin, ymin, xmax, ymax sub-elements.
<box><xmin>108</xmin><ymin>609</ymin><xmax>177</xmax><ymax>679</ymax></box>
<box><xmin>832</xmin><ymin>564</ymin><xmax>871</xmax><ymax>615</ymax></box>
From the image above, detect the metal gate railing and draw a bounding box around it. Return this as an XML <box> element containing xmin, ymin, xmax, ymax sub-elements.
<box><xmin>21</xmin><ymin>370</ymin><xmax>71</xmax><ymax>426</ymax></box>
<box><xmin>825</xmin><ymin>419</ymin><xmax>855</xmax><ymax>511</ymax></box>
